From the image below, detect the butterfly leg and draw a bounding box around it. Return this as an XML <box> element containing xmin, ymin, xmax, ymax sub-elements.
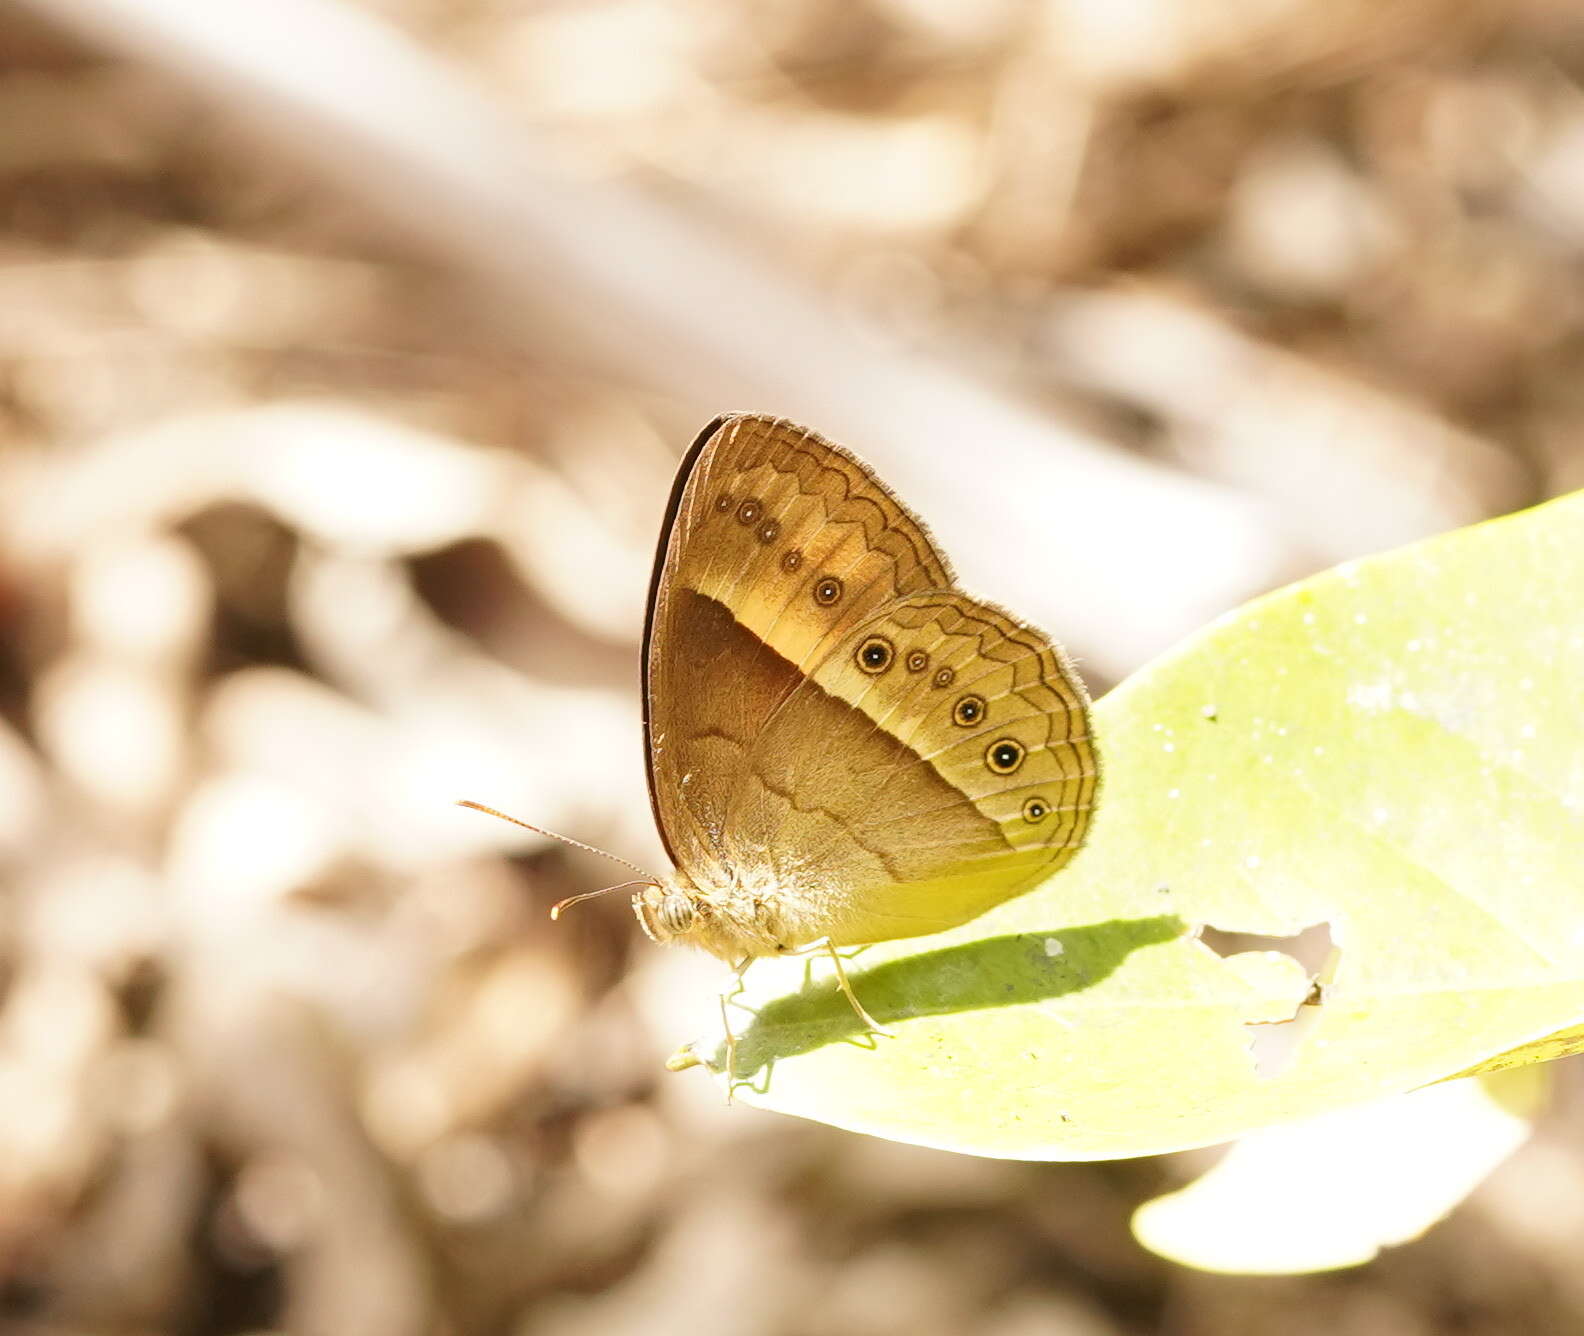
<box><xmin>715</xmin><ymin>954</ymin><xmax>754</xmax><ymax>1101</ymax></box>
<box><xmin>717</xmin><ymin>991</ymin><xmax>737</xmax><ymax>1101</ymax></box>
<box><xmin>779</xmin><ymin>939</ymin><xmax>868</xmax><ymax>962</ymax></box>
<box><xmin>823</xmin><ymin>939</ymin><xmax>894</xmax><ymax>1038</ymax></box>
<box><xmin>776</xmin><ymin>940</ymin><xmax>869</xmax><ymax>1004</ymax></box>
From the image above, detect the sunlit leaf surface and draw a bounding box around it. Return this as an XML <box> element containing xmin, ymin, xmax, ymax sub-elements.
<box><xmin>685</xmin><ymin>492</ymin><xmax>1584</xmax><ymax>1159</ymax></box>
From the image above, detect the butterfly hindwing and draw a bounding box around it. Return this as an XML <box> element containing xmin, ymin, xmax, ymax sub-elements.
<box><xmin>733</xmin><ymin>590</ymin><xmax>1097</xmax><ymax>945</ymax></box>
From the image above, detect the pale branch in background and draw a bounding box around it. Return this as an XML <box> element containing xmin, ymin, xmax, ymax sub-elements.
<box><xmin>22</xmin><ymin>0</ymin><xmax>1308</xmax><ymax>679</ymax></box>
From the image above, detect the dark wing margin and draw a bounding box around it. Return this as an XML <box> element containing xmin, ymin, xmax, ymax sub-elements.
<box><xmin>641</xmin><ymin>413</ymin><xmax>730</xmax><ymax>864</ymax></box>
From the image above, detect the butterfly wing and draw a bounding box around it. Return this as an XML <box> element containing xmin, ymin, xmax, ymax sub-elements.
<box><xmin>643</xmin><ymin>414</ymin><xmax>953</xmax><ymax>875</ymax></box>
<box><xmin>734</xmin><ymin>589</ymin><xmax>1097</xmax><ymax>946</ymax></box>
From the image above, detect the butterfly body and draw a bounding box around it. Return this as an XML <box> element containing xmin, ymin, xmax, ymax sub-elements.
<box><xmin>634</xmin><ymin>866</ymin><xmax>831</xmax><ymax>961</ymax></box>
<box><xmin>635</xmin><ymin>415</ymin><xmax>1099</xmax><ymax>968</ymax></box>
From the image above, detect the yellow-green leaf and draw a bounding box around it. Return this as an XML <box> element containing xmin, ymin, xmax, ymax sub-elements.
<box><xmin>680</xmin><ymin>491</ymin><xmax>1584</xmax><ymax>1159</ymax></box>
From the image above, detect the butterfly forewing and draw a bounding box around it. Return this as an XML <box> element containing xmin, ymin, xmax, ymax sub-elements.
<box><xmin>644</xmin><ymin>414</ymin><xmax>953</xmax><ymax>873</ymax></box>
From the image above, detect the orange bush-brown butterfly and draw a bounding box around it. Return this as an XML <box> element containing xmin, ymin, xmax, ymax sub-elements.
<box><xmin>464</xmin><ymin>414</ymin><xmax>1098</xmax><ymax>1052</ymax></box>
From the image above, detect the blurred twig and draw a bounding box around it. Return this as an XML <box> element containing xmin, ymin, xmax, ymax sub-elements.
<box><xmin>18</xmin><ymin>0</ymin><xmax>1307</xmax><ymax>678</ymax></box>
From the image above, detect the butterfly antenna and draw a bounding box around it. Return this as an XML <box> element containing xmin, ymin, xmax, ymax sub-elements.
<box><xmin>455</xmin><ymin>801</ymin><xmax>659</xmax><ymax>920</ymax></box>
<box><xmin>545</xmin><ymin>879</ymin><xmax>657</xmax><ymax>920</ymax></box>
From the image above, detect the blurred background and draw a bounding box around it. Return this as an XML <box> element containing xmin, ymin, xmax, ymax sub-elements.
<box><xmin>1</xmin><ymin>1</ymin><xmax>1582</xmax><ymax>1333</ymax></box>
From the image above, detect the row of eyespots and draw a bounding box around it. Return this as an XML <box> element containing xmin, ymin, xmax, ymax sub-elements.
<box><xmin>715</xmin><ymin>494</ymin><xmax>886</xmax><ymax>627</ymax></box>
<box><xmin>853</xmin><ymin>636</ymin><xmax>958</xmax><ymax>684</ymax></box>
<box><xmin>714</xmin><ymin>491</ymin><xmax>800</xmax><ymax>572</ymax></box>
<box><xmin>715</xmin><ymin>490</ymin><xmax>1037</xmax><ymax>801</ymax></box>
<box><xmin>720</xmin><ymin>494</ymin><xmax>782</xmax><ymax>543</ymax></box>
<box><xmin>713</xmin><ymin>494</ymin><xmax>874</xmax><ymax>646</ymax></box>
<box><xmin>715</xmin><ymin>494</ymin><xmax>881</xmax><ymax>641</ymax></box>
<box><xmin>848</xmin><ymin>640</ymin><xmax>1030</xmax><ymax>781</ymax></box>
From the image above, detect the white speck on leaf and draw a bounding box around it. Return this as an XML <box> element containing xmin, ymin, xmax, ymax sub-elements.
<box><xmin>1349</xmin><ymin>682</ymin><xmax>1393</xmax><ymax>712</ymax></box>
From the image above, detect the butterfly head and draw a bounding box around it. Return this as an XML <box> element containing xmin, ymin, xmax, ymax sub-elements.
<box><xmin>632</xmin><ymin>876</ymin><xmax>699</xmax><ymax>944</ymax></box>
<box><xmin>633</xmin><ymin>867</ymin><xmax>797</xmax><ymax>962</ymax></box>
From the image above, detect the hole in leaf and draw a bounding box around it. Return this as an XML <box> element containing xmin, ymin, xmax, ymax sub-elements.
<box><xmin>1196</xmin><ymin>921</ymin><xmax>1336</xmax><ymax>1079</ymax></box>
<box><xmin>1197</xmin><ymin>921</ymin><xmax>1335</xmax><ymax>978</ymax></box>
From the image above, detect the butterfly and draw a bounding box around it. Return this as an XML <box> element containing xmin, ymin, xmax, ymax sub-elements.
<box><xmin>465</xmin><ymin>414</ymin><xmax>1098</xmax><ymax>1066</ymax></box>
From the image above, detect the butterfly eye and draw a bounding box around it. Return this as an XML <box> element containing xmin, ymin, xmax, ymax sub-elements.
<box><xmin>813</xmin><ymin>576</ymin><xmax>843</xmax><ymax>606</ymax></box>
<box><xmin>986</xmin><ymin>738</ymin><xmax>1025</xmax><ymax>773</ymax></box>
<box><xmin>933</xmin><ymin>667</ymin><xmax>955</xmax><ymax>688</ymax></box>
<box><xmin>905</xmin><ymin>650</ymin><xmax>929</xmax><ymax>673</ymax></box>
<box><xmin>1022</xmin><ymin>797</ymin><xmax>1049</xmax><ymax>823</ymax></box>
<box><xmin>781</xmin><ymin>549</ymin><xmax>803</xmax><ymax>572</ymax></box>
<box><xmin>758</xmin><ymin>520</ymin><xmax>781</xmax><ymax>543</ymax></box>
<box><xmin>736</xmin><ymin>498</ymin><xmax>763</xmax><ymax>525</ymax></box>
<box><xmin>856</xmin><ymin>636</ymin><xmax>894</xmax><ymax>674</ymax></box>
<box><xmin>658</xmin><ymin>894</ymin><xmax>695</xmax><ymax>935</ymax></box>
<box><xmin>952</xmin><ymin>694</ymin><xmax>986</xmax><ymax>726</ymax></box>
